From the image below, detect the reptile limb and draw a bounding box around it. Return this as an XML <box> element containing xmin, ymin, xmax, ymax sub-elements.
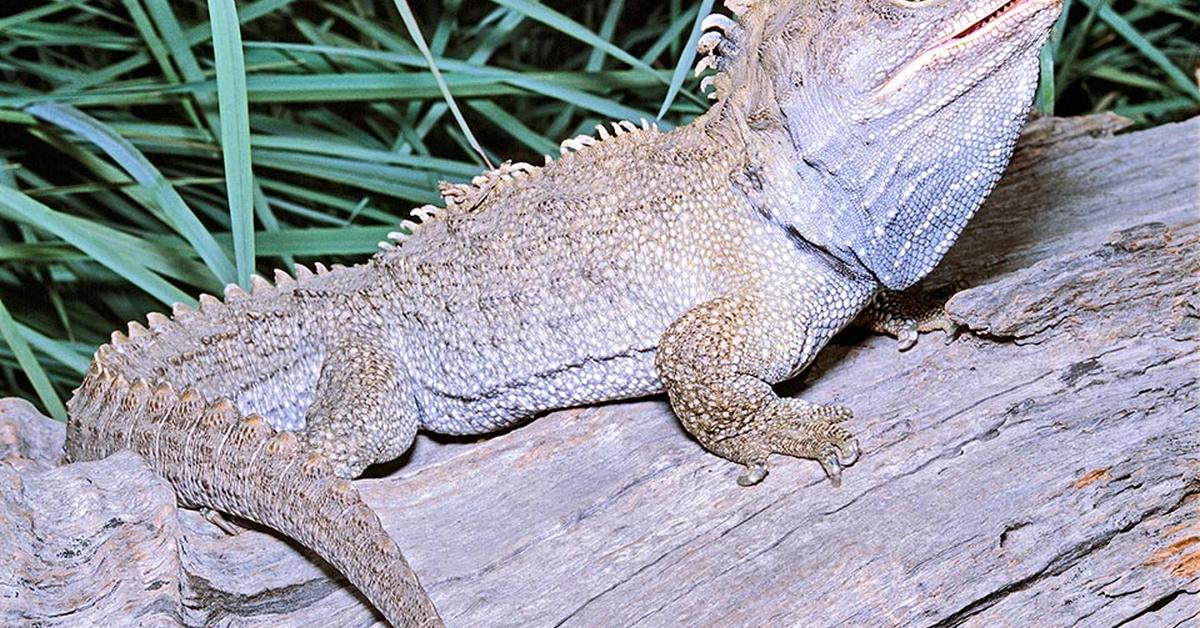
<box><xmin>656</xmin><ymin>286</ymin><xmax>863</xmax><ymax>488</ymax></box>
<box><xmin>857</xmin><ymin>285</ymin><xmax>965</xmax><ymax>351</ymax></box>
<box><xmin>303</xmin><ymin>336</ymin><xmax>418</xmax><ymax>479</ymax></box>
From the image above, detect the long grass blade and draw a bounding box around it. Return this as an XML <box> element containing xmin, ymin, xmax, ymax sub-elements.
<box><xmin>392</xmin><ymin>0</ymin><xmax>494</xmax><ymax>168</ymax></box>
<box><xmin>0</xmin><ymin>297</ymin><xmax>67</xmax><ymax>421</ymax></box>
<box><xmin>1077</xmin><ymin>0</ymin><xmax>1200</xmax><ymax>101</ymax></box>
<box><xmin>207</xmin><ymin>0</ymin><xmax>256</xmax><ymax>285</ymax></box>
<box><xmin>491</xmin><ymin>0</ymin><xmax>666</xmax><ymax>85</ymax></box>
<box><xmin>17</xmin><ymin>322</ymin><xmax>91</xmax><ymax>375</ymax></box>
<box><xmin>0</xmin><ymin>186</ymin><xmax>193</xmax><ymax>305</ymax></box>
<box><xmin>658</xmin><ymin>0</ymin><xmax>714</xmax><ymax>120</ymax></box>
<box><xmin>25</xmin><ymin>103</ymin><xmax>237</xmax><ymax>285</ymax></box>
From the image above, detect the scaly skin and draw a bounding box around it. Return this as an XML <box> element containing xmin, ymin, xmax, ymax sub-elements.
<box><xmin>64</xmin><ymin>0</ymin><xmax>1062</xmax><ymax>624</ymax></box>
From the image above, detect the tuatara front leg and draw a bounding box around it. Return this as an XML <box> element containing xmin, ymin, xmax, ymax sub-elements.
<box><xmin>655</xmin><ymin>284</ymin><xmax>865</xmax><ymax>487</ymax></box>
<box><xmin>856</xmin><ymin>283</ymin><xmax>964</xmax><ymax>351</ymax></box>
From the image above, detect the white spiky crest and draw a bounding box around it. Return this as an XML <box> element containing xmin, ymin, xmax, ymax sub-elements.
<box><xmin>103</xmin><ymin>264</ymin><xmax>317</xmax><ymax>358</ymax></box>
<box><xmin>377</xmin><ymin>116</ymin><xmax>662</xmax><ymax>252</ymax></box>
<box><xmin>692</xmin><ymin>1</ymin><xmax>754</xmax><ymax>100</ymax></box>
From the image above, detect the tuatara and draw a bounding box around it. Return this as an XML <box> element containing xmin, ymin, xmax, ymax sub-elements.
<box><xmin>64</xmin><ymin>0</ymin><xmax>1063</xmax><ymax>624</ymax></box>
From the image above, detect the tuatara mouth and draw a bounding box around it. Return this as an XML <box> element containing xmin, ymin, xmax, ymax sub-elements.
<box><xmin>875</xmin><ymin>0</ymin><xmax>1058</xmax><ymax>97</ymax></box>
<box><xmin>949</xmin><ymin>0</ymin><xmax>1026</xmax><ymax>43</ymax></box>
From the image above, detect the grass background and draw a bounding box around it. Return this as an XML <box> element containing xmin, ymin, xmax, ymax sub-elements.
<box><xmin>0</xmin><ymin>0</ymin><xmax>1197</xmax><ymax>419</ymax></box>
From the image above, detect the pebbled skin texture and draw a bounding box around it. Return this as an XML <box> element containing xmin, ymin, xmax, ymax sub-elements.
<box><xmin>64</xmin><ymin>0</ymin><xmax>1062</xmax><ymax>624</ymax></box>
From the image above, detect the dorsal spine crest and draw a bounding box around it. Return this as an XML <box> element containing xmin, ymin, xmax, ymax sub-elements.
<box><xmin>695</xmin><ymin>2</ymin><xmax>758</xmax><ymax>101</ymax></box>
<box><xmin>97</xmin><ymin>265</ymin><xmax>321</xmax><ymax>363</ymax></box>
<box><xmin>377</xmin><ymin>116</ymin><xmax>663</xmax><ymax>252</ymax></box>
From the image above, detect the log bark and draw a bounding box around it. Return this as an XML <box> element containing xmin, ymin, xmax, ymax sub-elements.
<box><xmin>1</xmin><ymin>114</ymin><xmax>1197</xmax><ymax>627</ymax></box>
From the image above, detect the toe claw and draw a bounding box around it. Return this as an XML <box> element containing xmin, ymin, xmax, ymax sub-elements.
<box><xmin>737</xmin><ymin>462</ymin><xmax>768</xmax><ymax>486</ymax></box>
<box><xmin>701</xmin><ymin>14</ymin><xmax>739</xmax><ymax>35</ymax></box>
<box><xmin>203</xmin><ymin>508</ymin><xmax>244</xmax><ymax>535</ymax></box>
<box><xmin>696</xmin><ymin>31</ymin><xmax>723</xmax><ymax>55</ymax></box>
<box><xmin>943</xmin><ymin>322</ymin><xmax>963</xmax><ymax>344</ymax></box>
<box><xmin>838</xmin><ymin>439</ymin><xmax>860</xmax><ymax>467</ymax></box>
<box><xmin>818</xmin><ymin>454</ymin><xmax>843</xmax><ymax>488</ymax></box>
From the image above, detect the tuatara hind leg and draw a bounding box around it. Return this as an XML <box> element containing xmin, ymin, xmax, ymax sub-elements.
<box><xmin>302</xmin><ymin>336</ymin><xmax>417</xmax><ymax>478</ymax></box>
<box><xmin>656</xmin><ymin>288</ymin><xmax>862</xmax><ymax>487</ymax></box>
<box><xmin>856</xmin><ymin>283</ymin><xmax>963</xmax><ymax>351</ymax></box>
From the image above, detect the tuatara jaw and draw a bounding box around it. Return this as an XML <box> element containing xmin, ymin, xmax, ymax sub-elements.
<box><xmin>951</xmin><ymin>0</ymin><xmax>1025</xmax><ymax>42</ymax></box>
<box><xmin>875</xmin><ymin>0</ymin><xmax>1061</xmax><ymax>97</ymax></box>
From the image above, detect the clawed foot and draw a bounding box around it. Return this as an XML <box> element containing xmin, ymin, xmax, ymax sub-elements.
<box><xmin>725</xmin><ymin>399</ymin><xmax>859</xmax><ymax>488</ymax></box>
<box><xmin>894</xmin><ymin>311</ymin><xmax>962</xmax><ymax>351</ymax></box>
<box><xmin>861</xmin><ymin>283</ymin><xmax>965</xmax><ymax>351</ymax></box>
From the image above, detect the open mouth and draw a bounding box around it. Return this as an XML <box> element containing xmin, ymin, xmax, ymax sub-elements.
<box><xmin>875</xmin><ymin>0</ymin><xmax>1052</xmax><ymax>96</ymax></box>
<box><xmin>949</xmin><ymin>0</ymin><xmax>1026</xmax><ymax>43</ymax></box>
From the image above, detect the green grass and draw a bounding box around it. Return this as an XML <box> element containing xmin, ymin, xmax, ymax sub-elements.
<box><xmin>0</xmin><ymin>0</ymin><xmax>1197</xmax><ymax>417</ymax></box>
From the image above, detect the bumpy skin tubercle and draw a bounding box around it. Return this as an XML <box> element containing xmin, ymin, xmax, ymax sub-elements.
<box><xmin>65</xmin><ymin>0</ymin><xmax>1062</xmax><ymax>623</ymax></box>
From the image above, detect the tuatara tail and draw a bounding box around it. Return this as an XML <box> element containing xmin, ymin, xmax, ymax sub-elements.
<box><xmin>65</xmin><ymin>363</ymin><xmax>443</xmax><ymax>627</ymax></box>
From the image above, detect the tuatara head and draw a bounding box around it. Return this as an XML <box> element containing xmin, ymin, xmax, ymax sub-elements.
<box><xmin>712</xmin><ymin>0</ymin><xmax>1063</xmax><ymax>289</ymax></box>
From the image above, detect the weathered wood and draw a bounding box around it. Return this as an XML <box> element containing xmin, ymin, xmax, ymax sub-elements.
<box><xmin>0</xmin><ymin>114</ymin><xmax>1196</xmax><ymax>627</ymax></box>
<box><xmin>1</xmin><ymin>401</ymin><xmax>183</xmax><ymax>626</ymax></box>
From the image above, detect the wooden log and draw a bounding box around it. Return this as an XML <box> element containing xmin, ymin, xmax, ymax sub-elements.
<box><xmin>0</xmin><ymin>401</ymin><xmax>183</xmax><ymax>626</ymax></box>
<box><xmin>0</xmin><ymin>114</ymin><xmax>1196</xmax><ymax>627</ymax></box>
